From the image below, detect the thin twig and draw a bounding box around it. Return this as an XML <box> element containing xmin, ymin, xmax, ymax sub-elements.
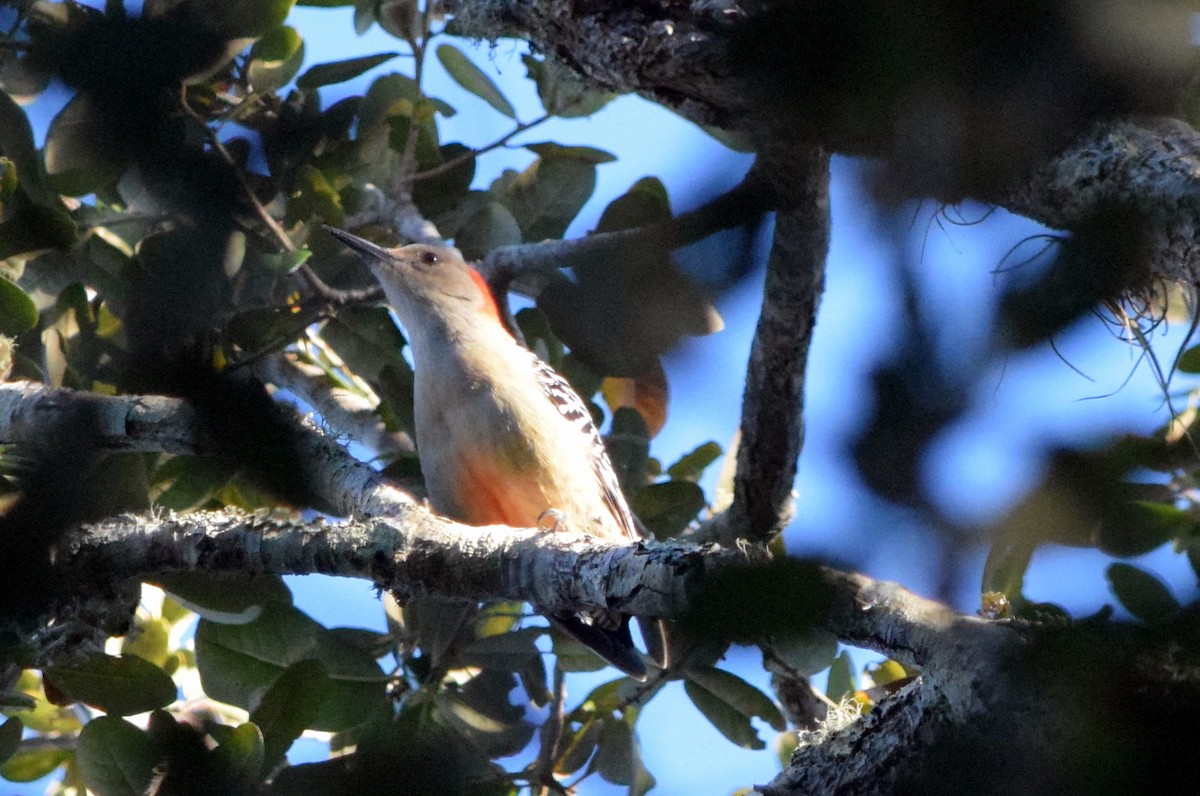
<box><xmin>413</xmin><ymin>113</ymin><xmax>553</xmax><ymax>181</ymax></box>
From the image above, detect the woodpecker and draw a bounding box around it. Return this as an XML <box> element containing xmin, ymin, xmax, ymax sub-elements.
<box><xmin>326</xmin><ymin>226</ymin><xmax>659</xmax><ymax>680</ymax></box>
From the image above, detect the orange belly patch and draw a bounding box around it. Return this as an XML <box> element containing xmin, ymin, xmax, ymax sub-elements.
<box><xmin>452</xmin><ymin>447</ymin><xmax>547</xmax><ymax>528</ymax></box>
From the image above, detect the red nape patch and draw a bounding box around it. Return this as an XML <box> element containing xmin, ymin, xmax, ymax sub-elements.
<box><xmin>467</xmin><ymin>267</ymin><xmax>509</xmax><ymax>335</ymax></box>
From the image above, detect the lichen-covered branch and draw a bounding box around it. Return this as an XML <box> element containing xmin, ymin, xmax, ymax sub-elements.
<box><xmin>1003</xmin><ymin>117</ymin><xmax>1200</xmax><ymax>285</ymax></box>
<box><xmin>0</xmin><ymin>380</ymin><xmax>417</xmax><ymax>520</ymax></box>
<box><xmin>0</xmin><ymin>381</ymin><xmax>198</xmax><ymax>454</ymax></box>
<box><xmin>61</xmin><ymin>509</ymin><xmax>743</xmax><ymax>620</ymax></box>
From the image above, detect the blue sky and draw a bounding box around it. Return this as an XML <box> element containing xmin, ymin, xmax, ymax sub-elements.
<box><xmin>10</xmin><ymin>3</ymin><xmax>1200</xmax><ymax>794</ymax></box>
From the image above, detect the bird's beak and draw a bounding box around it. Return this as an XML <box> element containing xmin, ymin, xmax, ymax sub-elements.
<box><xmin>323</xmin><ymin>225</ymin><xmax>394</xmax><ymax>263</ymax></box>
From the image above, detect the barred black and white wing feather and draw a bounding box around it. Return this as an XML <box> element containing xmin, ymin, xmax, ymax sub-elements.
<box><xmin>526</xmin><ymin>350</ymin><xmax>668</xmax><ymax>673</ymax></box>
<box><xmin>526</xmin><ymin>352</ymin><xmax>644</xmax><ymax>542</ymax></box>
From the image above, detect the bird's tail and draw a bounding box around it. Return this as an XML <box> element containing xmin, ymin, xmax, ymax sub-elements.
<box><xmin>551</xmin><ymin>615</ymin><xmax>670</xmax><ymax>681</ymax></box>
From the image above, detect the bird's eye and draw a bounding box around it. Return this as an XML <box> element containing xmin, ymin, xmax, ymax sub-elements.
<box><xmin>419</xmin><ymin>250</ymin><xmax>439</xmax><ymax>266</ymax></box>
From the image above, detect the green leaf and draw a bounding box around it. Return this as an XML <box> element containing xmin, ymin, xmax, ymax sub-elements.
<box><xmin>226</xmin><ymin>305</ymin><xmax>312</xmax><ymax>352</ymax></box>
<box><xmin>75</xmin><ymin>716</ymin><xmax>157</xmax><ymax>796</ymax></box>
<box><xmin>683</xmin><ymin>667</ymin><xmax>784</xmax><ymax>750</ymax></box>
<box><xmin>211</xmin><ymin>722</ymin><xmax>265</xmax><ymax>780</ymax></box>
<box><xmin>0</xmin><ymin>91</ymin><xmax>48</xmax><ymax>203</ymax></box>
<box><xmin>121</xmin><ymin>617</ymin><xmax>172</xmax><ymax>668</ymax></box>
<box><xmin>208</xmin><ymin>0</ymin><xmax>295</xmax><ymax>38</ymax></box>
<box><xmin>453</xmin><ymin>201</ymin><xmax>522</xmax><ymax>261</ymax></box>
<box><xmin>496</xmin><ymin>154</ymin><xmax>597</xmax><ymax>241</ymax></box>
<box><xmin>44</xmin><ymin>94</ymin><xmax>124</xmax><ymax>196</ymax></box>
<box><xmin>522</xmin><ymin>53</ymin><xmax>616</xmax><ymax>118</ymax></box>
<box><xmin>0</xmin><ymin>193</ymin><xmax>76</xmax><ymax>258</ymax></box>
<box><xmin>459</xmin><ymin>627</ymin><xmax>543</xmax><ymax>672</ymax></box>
<box><xmin>607</xmin><ymin>406</ymin><xmax>649</xmax><ymax>499</ymax></box>
<box><xmin>768</xmin><ymin>630</ymin><xmax>839</xmax><ymax>677</ymax></box>
<box><xmin>0</xmin><ymin>717</ymin><xmax>21</xmax><ymax>765</ymax></box>
<box><xmin>1106</xmin><ymin>562</ymin><xmax>1180</xmax><ymax>623</ymax></box>
<box><xmin>1177</xmin><ymin>344</ymin><xmax>1200</xmax><ymax>373</ymax></box>
<box><xmin>297</xmin><ymin>53</ymin><xmax>400</xmax><ymax>90</ymax></box>
<box><xmin>554</xmin><ymin>717</ymin><xmax>601</xmax><ymax>775</ymax></box>
<box><xmin>592</xmin><ymin>716</ymin><xmax>633</xmax><ymax>785</ymax></box>
<box><xmin>412</xmin><ymin>142</ymin><xmax>475</xmax><ymax>219</ymax></box>
<box><xmin>981</xmin><ymin>533</ymin><xmax>1034</xmax><ymax>604</ymax></box>
<box><xmin>0</xmin><ymin>747</ymin><xmax>70</xmax><ymax>782</ymax></box>
<box><xmin>687</xmin><ymin>667</ymin><xmax>786</xmax><ymax>732</ymax></box>
<box><xmin>0</xmin><ymin>278</ymin><xmax>38</xmax><ymax>336</ymax></box>
<box><xmin>1096</xmin><ymin>500</ymin><xmax>1194</xmax><ymax>557</ymax></box>
<box><xmin>633</xmin><ymin>480</ymin><xmax>706</xmax><ymax>540</ymax></box>
<box><xmin>435</xmin><ymin>670</ymin><xmax>535</xmax><ymax>758</ymax></box>
<box><xmin>524</xmin><ymin>142</ymin><xmax>617</xmax><ymax>164</ymax></box>
<box><xmin>667</xmin><ymin>441</ymin><xmax>723</xmax><ymax>482</ymax></box>
<box><xmin>153</xmin><ymin>572</ymin><xmax>291</xmax><ymax>625</ymax></box>
<box><xmin>597</xmin><ymin>176</ymin><xmax>671</xmax><ymax>233</ymax></box>
<box><xmin>150</xmin><ymin>455</ymin><xmax>230</xmax><ymax>511</ymax></box>
<box><xmin>248</xmin><ymin>25</ymin><xmax>306</xmax><ymax>92</ymax></box>
<box><xmin>435</xmin><ymin>44</ymin><xmax>516</xmax><ymax>119</ymax></box>
<box><xmin>320</xmin><ymin>305</ymin><xmax>409</xmax><ymax>380</ymax></box>
<box><xmin>250</xmin><ymin>659</ymin><xmax>330</xmax><ymax>774</ymax></box>
<box><xmin>44</xmin><ymin>655</ymin><xmax>176</xmax><ymax>716</ymax></box>
<box><xmin>684</xmin><ymin>678</ymin><xmax>762</xmax><ymax>749</ymax></box>
<box><xmin>195</xmin><ymin>602</ymin><xmax>388</xmax><ymax>732</ymax></box>
<box><xmin>550</xmin><ymin>627</ymin><xmax>608</xmax><ymax>673</ymax></box>
<box><xmin>826</xmin><ymin>650</ymin><xmax>856</xmax><ymax>701</ymax></box>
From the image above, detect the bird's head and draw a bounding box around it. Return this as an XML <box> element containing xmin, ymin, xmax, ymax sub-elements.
<box><xmin>325</xmin><ymin>226</ymin><xmax>504</xmax><ymax>332</ymax></box>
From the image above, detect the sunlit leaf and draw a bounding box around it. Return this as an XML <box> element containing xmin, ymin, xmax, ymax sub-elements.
<box><xmin>826</xmin><ymin>651</ymin><xmax>856</xmax><ymax>701</ymax></box>
<box><xmin>0</xmin><ymin>278</ymin><xmax>38</xmax><ymax>336</ymax></box>
<box><xmin>121</xmin><ymin>617</ymin><xmax>172</xmax><ymax>668</ymax></box>
<box><xmin>667</xmin><ymin>442</ymin><xmax>723</xmax><ymax>482</ymax></box>
<box><xmin>0</xmin><ymin>746</ymin><xmax>70</xmax><ymax>782</ymax></box>
<box><xmin>248</xmin><ymin>25</ymin><xmax>306</xmax><ymax>92</ymax></box>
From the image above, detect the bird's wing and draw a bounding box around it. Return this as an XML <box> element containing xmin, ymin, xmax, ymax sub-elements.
<box><xmin>526</xmin><ymin>352</ymin><xmax>644</xmax><ymax>542</ymax></box>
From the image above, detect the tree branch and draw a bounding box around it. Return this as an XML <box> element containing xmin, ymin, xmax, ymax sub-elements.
<box><xmin>0</xmin><ymin>381</ymin><xmax>416</xmax><ymax>519</ymax></box>
<box><xmin>60</xmin><ymin>509</ymin><xmax>747</xmax><ymax>620</ymax></box>
<box><xmin>1002</xmin><ymin>117</ymin><xmax>1200</xmax><ymax>286</ymax></box>
<box><xmin>478</xmin><ymin>166</ymin><xmax>773</xmax><ymax>293</ymax></box>
<box><xmin>254</xmin><ymin>352</ymin><xmax>413</xmax><ymax>457</ymax></box>
<box><xmin>0</xmin><ymin>381</ymin><xmax>198</xmax><ymax>454</ymax></box>
<box><xmin>712</xmin><ymin>148</ymin><xmax>831</xmax><ymax>543</ymax></box>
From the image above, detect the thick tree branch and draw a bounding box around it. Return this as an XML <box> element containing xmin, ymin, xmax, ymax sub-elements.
<box><xmin>446</xmin><ymin>0</ymin><xmax>741</xmax><ymax>128</ymax></box>
<box><xmin>1002</xmin><ymin>117</ymin><xmax>1200</xmax><ymax>286</ymax></box>
<box><xmin>449</xmin><ymin>2</ymin><xmax>1200</xmax><ymax>291</ymax></box>
<box><xmin>0</xmin><ymin>381</ymin><xmax>416</xmax><ymax>519</ymax></box>
<box><xmin>0</xmin><ymin>381</ymin><xmax>197</xmax><ymax>454</ymax></box>
<box><xmin>61</xmin><ymin>510</ymin><xmax>743</xmax><ymax>620</ymax></box>
<box><xmin>713</xmin><ymin>149</ymin><xmax>831</xmax><ymax>543</ymax></box>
